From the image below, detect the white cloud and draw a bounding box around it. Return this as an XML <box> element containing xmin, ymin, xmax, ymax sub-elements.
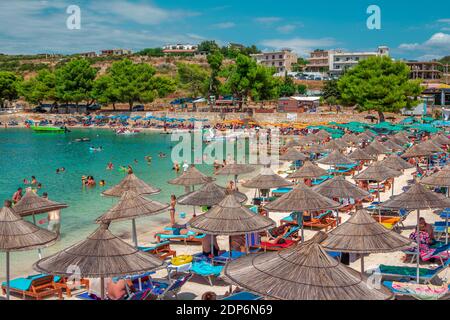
<box><xmin>213</xmin><ymin>22</ymin><xmax>236</xmax><ymax>29</ymax></box>
<box><xmin>398</xmin><ymin>32</ymin><xmax>450</xmax><ymax>60</ymax></box>
<box><xmin>254</xmin><ymin>17</ymin><xmax>282</xmax><ymax>24</ymax></box>
<box><xmin>0</xmin><ymin>0</ymin><xmax>203</xmax><ymax>54</ymax></box>
<box><xmin>276</xmin><ymin>24</ymin><xmax>297</xmax><ymax>34</ymax></box>
<box><xmin>260</xmin><ymin>37</ymin><xmax>337</xmax><ymax>56</ymax></box>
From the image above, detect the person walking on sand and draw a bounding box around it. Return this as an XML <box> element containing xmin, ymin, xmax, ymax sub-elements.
<box><xmin>169</xmin><ymin>194</ymin><xmax>176</xmax><ymax>225</ymax></box>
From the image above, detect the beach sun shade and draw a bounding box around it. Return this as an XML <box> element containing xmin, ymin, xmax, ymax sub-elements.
<box><xmin>177</xmin><ymin>182</ymin><xmax>248</xmax><ymax>207</ymax></box>
<box><xmin>305</xmin><ymin>144</ymin><xmax>326</xmax><ymax>154</ymax></box>
<box><xmin>280</xmin><ymin>148</ymin><xmax>308</xmax><ymax>162</ymax></box>
<box><xmin>215</xmin><ymin>163</ymin><xmax>256</xmax><ymax>176</ymax></box>
<box><xmin>102</xmin><ymin>173</ymin><xmax>161</xmax><ymax>197</ymax></box>
<box><xmin>421</xmin><ymin>165</ymin><xmax>450</xmax><ymax>187</ymax></box>
<box><xmin>348</xmin><ymin>148</ymin><xmax>376</xmax><ymax>161</ymax></box>
<box><xmin>315</xmin><ymin>129</ymin><xmax>331</xmax><ymax>140</ymax></box>
<box><xmin>401</xmin><ymin>143</ymin><xmax>435</xmax><ymax>158</ymax></box>
<box><xmin>223</xmin><ymin>232</ymin><xmax>392</xmax><ymax>300</ymax></box>
<box><xmin>188</xmin><ymin>194</ymin><xmax>275</xmax><ymax>235</ymax></box>
<box><xmin>323</xmin><ymin>140</ymin><xmax>345</xmax><ymax>151</ymax></box>
<box><xmin>241</xmin><ymin>168</ymin><xmax>293</xmax><ymax>189</ymax></box>
<box><xmin>382</xmin><ymin>139</ymin><xmax>404</xmax><ymax>152</ymax></box>
<box><xmin>367</xmin><ymin>140</ymin><xmax>391</xmax><ymax>155</ymax></box>
<box><xmin>380</xmin><ymin>182</ymin><xmax>450</xmax><ymax>283</ymax></box>
<box><xmin>13</xmin><ymin>189</ymin><xmax>68</xmax><ymax>218</ymax></box>
<box><xmin>287</xmin><ymin>160</ymin><xmax>328</xmax><ymax>179</ymax></box>
<box><xmin>33</xmin><ymin>223</ymin><xmax>164</xmax><ymax>299</ymax></box>
<box><xmin>419</xmin><ymin>140</ymin><xmax>445</xmax><ymax>153</ymax></box>
<box><xmin>96</xmin><ymin>190</ymin><xmax>169</xmax><ymax>247</ymax></box>
<box><xmin>322</xmin><ymin>209</ymin><xmax>412</xmax><ymax>272</ymax></box>
<box><xmin>317</xmin><ymin>150</ymin><xmax>355</xmax><ymax>166</ymax></box>
<box><xmin>353</xmin><ymin>162</ymin><xmax>402</xmax><ymax>182</ymax></box>
<box><xmin>313</xmin><ymin>176</ymin><xmax>370</xmax><ymax>200</ymax></box>
<box><xmin>432</xmin><ymin>134</ymin><xmax>450</xmax><ymax>146</ymax></box>
<box><xmin>380</xmin><ymin>154</ymin><xmax>414</xmax><ymax>171</ymax></box>
<box><xmin>0</xmin><ymin>206</ymin><xmax>57</xmax><ymax>299</ymax></box>
<box><xmin>168</xmin><ymin>165</ymin><xmax>213</xmax><ymax>186</ymax></box>
<box><xmin>356</xmin><ymin>132</ymin><xmax>373</xmax><ymax>143</ymax></box>
<box><xmin>341</xmin><ymin>133</ymin><xmax>359</xmax><ymax>144</ymax></box>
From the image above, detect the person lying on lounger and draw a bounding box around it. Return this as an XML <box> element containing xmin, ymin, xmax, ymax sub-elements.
<box><xmin>261</xmin><ymin>225</ymin><xmax>299</xmax><ymax>245</ymax></box>
<box><xmin>107</xmin><ymin>279</ymin><xmax>134</xmax><ymax>300</ymax></box>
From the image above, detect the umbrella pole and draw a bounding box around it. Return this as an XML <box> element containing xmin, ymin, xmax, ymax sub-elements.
<box><xmin>131</xmin><ymin>219</ymin><xmax>138</xmax><ymax>247</ymax></box>
<box><xmin>447</xmin><ymin>188</ymin><xmax>449</xmax><ymax>245</ymax></box>
<box><xmin>361</xmin><ymin>254</ymin><xmax>365</xmax><ymax>273</ymax></box>
<box><xmin>416</xmin><ymin>209</ymin><xmax>420</xmax><ymax>284</ymax></box>
<box><xmin>192</xmin><ymin>185</ymin><xmax>196</xmax><ymax>217</ymax></box>
<box><xmin>5</xmin><ymin>252</ymin><xmax>10</xmax><ymax>300</ymax></box>
<box><xmin>391</xmin><ymin>179</ymin><xmax>395</xmax><ymax>197</ymax></box>
<box><xmin>377</xmin><ymin>182</ymin><xmax>381</xmax><ymax>223</ymax></box>
<box><xmin>100</xmin><ymin>277</ymin><xmax>105</xmax><ymax>300</ymax></box>
<box><xmin>301</xmin><ymin>211</ymin><xmax>305</xmax><ymax>244</ymax></box>
<box><xmin>32</xmin><ymin>214</ymin><xmax>43</xmax><ymax>258</ymax></box>
<box><xmin>234</xmin><ymin>174</ymin><xmax>238</xmax><ymax>188</ymax></box>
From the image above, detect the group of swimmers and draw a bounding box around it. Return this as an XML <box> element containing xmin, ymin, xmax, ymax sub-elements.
<box><xmin>81</xmin><ymin>175</ymin><xmax>104</xmax><ymax>187</ymax></box>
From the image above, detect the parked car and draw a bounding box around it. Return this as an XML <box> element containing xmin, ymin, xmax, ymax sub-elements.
<box><xmin>87</xmin><ymin>103</ymin><xmax>101</xmax><ymax>111</ymax></box>
<box><xmin>132</xmin><ymin>105</ymin><xmax>145</xmax><ymax>111</ymax></box>
<box><xmin>32</xmin><ymin>106</ymin><xmax>47</xmax><ymax>113</ymax></box>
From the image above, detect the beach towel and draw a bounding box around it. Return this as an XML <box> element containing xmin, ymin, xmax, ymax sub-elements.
<box><xmin>389</xmin><ymin>281</ymin><xmax>449</xmax><ymax>300</ymax></box>
<box><xmin>191</xmin><ymin>261</ymin><xmax>223</xmax><ymax>277</ymax></box>
<box><xmin>260</xmin><ymin>239</ymin><xmax>295</xmax><ymax>249</ymax></box>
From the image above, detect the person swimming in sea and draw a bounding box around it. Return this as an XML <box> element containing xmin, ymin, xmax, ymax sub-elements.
<box><xmin>106</xmin><ymin>162</ymin><xmax>114</xmax><ymax>170</ymax></box>
<box><xmin>158</xmin><ymin>152</ymin><xmax>167</xmax><ymax>158</ymax></box>
<box><xmin>99</xmin><ymin>180</ymin><xmax>106</xmax><ymax>187</ymax></box>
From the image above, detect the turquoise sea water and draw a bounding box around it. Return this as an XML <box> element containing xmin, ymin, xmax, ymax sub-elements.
<box><xmin>0</xmin><ymin>128</ymin><xmax>232</xmax><ymax>279</ymax></box>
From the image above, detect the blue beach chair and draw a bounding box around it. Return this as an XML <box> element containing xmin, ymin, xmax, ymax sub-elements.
<box><xmin>221</xmin><ymin>291</ymin><xmax>262</xmax><ymax>300</ymax></box>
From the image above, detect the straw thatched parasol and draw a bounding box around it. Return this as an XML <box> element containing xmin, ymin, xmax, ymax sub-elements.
<box><xmin>315</xmin><ymin>129</ymin><xmax>330</xmax><ymax>140</ymax></box>
<box><xmin>421</xmin><ymin>165</ymin><xmax>450</xmax><ymax>187</ymax></box>
<box><xmin>380</xmin><ymin>182</ymin><xmax>450</xmax><ymax>282</ymax></box>
<box><xmin>188</xmin><ymin>194</ymin><xmax>275</xmax><ymax>236</ymax></box>
<box><xmin>348</xmin><ymin>148</ymin><xmax>376</xmax><ymax>161</ymax></box>
<box><xmin>354</xmin><ymin>162</ymin><xmax>402</xmax><ymax>182</ymax></box>
<box><xmin>382</xmin><ymin>139</ymin><xmax>404</xmax><ymax>152</ymax></box>
<box><xmin>216</xmin><ymin>163</ymin><xmax>255</xmax><ymax>176</ymax></box>
<box><xmin>279</xmin><ymin>148</ymin><xmax>308</xmax><ymax>162</ymax></box>
<box><xmin>102</xmin><ymin>173</ymin><xmax>161</xmax><ymax>197</ymax></box>
<box><xmin>322</xmin><ymin>209</ymin><xmax>412</xmax><ymax>272</ymax></box>
<box><xmin>419</xmin><ymin>140</ymin><xmax>444</xmax><ymax>153</ymax></box>
<box><xmin>287</xmin><ymin>160</ymin><xmax>328</xmax><ymax>179</ymax></box>
<box><xmin>13</xmin><ymin>190</ymin><xmax>68</xmax><ymax>219</ymax></box>
<box><xmin>317</xmin><ymin>150</ymin><xmax>355</xmax><ymax>166</ymax></box>
<box><xmin>364</xmin><ymin>129</ymin><xmax>377</xmax><ymax>138</ymax></box>
<box><xmin>264</xmin><ymin>183</ymin><xmax>341</xmax><ymax>241</ymax></box>
<box><xmin>223</xmin><ymin>232</ymin><xmax>392</xmax><ymax>300</ymax></box>
<box><xmin>367</xmin><ymin>140</ymin><xmax>391</xmax><ymax>155</ymax></box>
<box><xmin>356</xmin><ymin>132</ymin><xmax>373</xmax><ymax>142</ymax></box>
<box><xmin>96</xmin><ymin>190</ymin><xmax>169</xmax><ymax>247</ymax></box>
<box><xmin>323</xmin><ymin>139</ymin><xmax>345</xmax><ymax>151</ymax></box>
<box><xmin>313</xmin><ymin>176</ymin><xmax>370</xmax><ymax>201</ymax></box>
<box><xmin>380</xmin><ymin>154</ymin><xmax>414</xmax><ymax>171</ymax></box>
<box><xmin>177</xmin><ymin>182</ymin><xmax>247</xmax><ymax>207</ymax></box>
<box><xmin>33</xmin><ymin>223</ymin><xmax>164</xmax><ymax>299</ymax></box>
<box><xmin>305</xmin><ymin>144</ymin><xmax>326</xmax><ymax>154</ymax></box>
<box><xmin>401</xmin><ymin>143</ymin><xmax>434</xmax><ymax>158</ymax></box>
<box><xmin>241</xmin><ymin>167</ymin><xmax>293</xmax><ymax>189</ymax></box>
<box><xmin>432</xmin><ymin>134</ymin><xmax>450</xmax><ymax>146</ymax></box>
<box><xmin>168</xmin><ymin>165</ymin><xmax>212</xmax><ymax>186</ymax></box>
<box><xmin>341</xmin><ymin>133</ymin><xmax>359</xmax><ymax>144</ymax></box>
<box><xmin>391</xmin><ymin>133</ymin><xmax>409</xmax><ymax>146</ymax></box>
<box><xmin>0</xmin><ymin>206</ymin><xmax>57</xmax><ymax>299</ymax></box>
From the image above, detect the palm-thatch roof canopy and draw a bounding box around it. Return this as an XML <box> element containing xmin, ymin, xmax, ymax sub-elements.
<box><xmin>287</xmin><ymin>161</ymin><xmax>328</xmax><ymax>179</ymax></box>
<box><xmin>348</xmin><ymin>148</ymin><xmax>376</xmax><ymax>161</ymax></box>
<box><xmin>280</xmin><ymin>148</ymin><xmax>308</xmax><ymax>162</ymax></box>
<box><xmin>380</xmin><ymin>154</ymin><xmax>414</xmax><ymax>171</ymax></box>
<box><xmin>432</xmin><ymin>134</ymin><xmax>450</xmax><ymax>146</ymax></box>
<box><xmin>241</xmin><ymin>168</ymin><xmax>293</xmax><ymax>189</ymax></box>
<box><xmin>102</xmin><ymin>173</ymin><xmax>161</xmax><ymax>197</ymax></box>
<box><xmin>322</xmin><ymin>209</ymin><xmax>412</xmax><ymax>253</ymax></box>
<box><xmin>357</xmin><ymin>132</ymin><xmax>373</xmax><ymax>142</ymax></box>
<box><xmin>168</xmin><ymin>165</ymin><xmax>213</xmax><ymax>186</ymax></box>
<box><xmin>0</xmin><ymin>206</ymin><xmax>57</xmax><ymax>252</ymax></box>
<box><xmin>284</xmin><ymin>139</ymin><xmax>301</xmax><ymax>148</ymax></box>
<box><xmin>96</xmin><ymin>190</ymin><xmax>169</xmax><ymax>223</ymax></box>
<box><xmin>392</xmin><ymin>132</ymin><xmax>409</xmax><ymax>145</ymax></box>
<box><xmin>367</xmin><ymin>140</ymin><xmax>391</xmax><ymax>154</ymax></box>
<box><xmin>177</xmin><ymin>182</ymin><xmax>247</xmax><ymax>206</ymax></box>
<box><xmin>264</xmin><ymin>183</ymin><xmax>341</xmax><ymax>212</ymax></box>
<box><xmin>33</xmin><ymin>223</ymin><xmax>164</xmax><ymax>278</ymax></box>
<box><xmin>401</xmin><ymin>144</ymin><xmax>434</xmax><ymax>158</ymax></box>
<box><xmin>223</xmin><ymin>232</ymin><xmax>392</xmax><ymax>300</ymax></box>
<box><xmin>313</xmin><ymin>176</ymin><xmax>370</xmax><ymax>200</ymax></box>
<box><xmin>188</xmin><ymin>194</ymin><xmax>275</xmax><ymax>235</ymax></box>
<box><xmin>305</xmin><ymin>144</ymin><xmax>326</xmax><ymax>154</ymax></box>
<box><xmin>380</xmin><ymin>182</ymin><xmax>450</xmax><ymax>210</ymax></box>
<box><xmin>419</xmin><ymin>140</ymin><xmax>444</xmax><ymax>153</ymax></box>
<box><xmin>354</xmin><ymin>162</ymin><xmax>402</xmax><ymax>182</ymax></box>
<box><xmin>12</xmin><ymin>190</ymin><xmax>68</xmax><ymax>217</ymax></box>
<box><xmin>317</xmin><ymin>150</ymin><xmax>355</xmax><ymax>166</ymax></box>
<box><xmin>323</xmin><ymin>140</ymin><xmax>345</xmax><ymax>151</ymax></box>
<box><xmin>382</xmin><ymin>139</ymin><xmax>404</xmax><ymax>152</ymax></box>
<box><xmin>364</xmin><ymin>130</ymin><xmax>377</xmax><ymax>138</ymax></box>
<box><xmin>215</xmin><ymin>163</ymin><xmax>255</xmax><ymax>176</ymax></box>
<box><xmin>341</xmin><ymin>133</ymin><xmax>359</xmax><ymax>144</ymax></box>
<box><xmin>421</xmin><ymin>165</ymin><xmax>450</xmax><ymax>187</ymax></box>
<box><xmin>315</xmin><ymin>129</ymin><xmax>331</xmax><ymax>140</ymax></box>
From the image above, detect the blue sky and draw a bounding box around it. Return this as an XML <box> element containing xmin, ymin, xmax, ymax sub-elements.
<box><xmin>0</xmin><ymin>0</ymin><xmax>449</xmax><ymax>60</ymax></box>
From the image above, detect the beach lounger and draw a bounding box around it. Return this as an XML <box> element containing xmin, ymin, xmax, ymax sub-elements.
<box><xmin>157</xmin><ymin>228</ymin><xmax>206</xmax><ymax>244</ymax></box>
<box><xmin>383</xmin><ymin>281</ymin><xmax>450</xmax><ymax>300</ymax></box>
<box><xmin>190</xmin><ymin>261</ymin><xmax>224</xmax><ymax>286</ymax></box>
<box><xmin>303</xmin><ymin>212</ymin><xmax>339</xmax><ymax>231</ymax></box>
<box><xmin>213</xmin><ymin>250</ymin><xmax>246</xmax><ymax>264</ymax></box>
<box><xmin>271</xmin><ymin>187</ymin><xmax>293</xmax><ymax>197</ymax></box>
<box><xmin>138</xmin><ymin>241</ymin><xmax>176</xmax><ymax>260</ymax></box>
<box><xmin>371</xmin><ymin>259</ymin><xmax>450</xmax><ymax>284</ymax></box>
<box><xmin>1</xmin><ymin>274</ymin><xmax>63</xmax><ymax>300</ymax></box>
<box><xmin>253</xmin><ymin>239</ymin><xmax>297</xmax><ymax>252</ymax></box>
<box><xmin>221</xmin><ymin>291</ymin><xmax>262</xmax><ymax>300</ymax></box>
<box><xmin>403</xmin><ymin>243</ymin><xmax>450</xmax><ymax>264</ymax></box>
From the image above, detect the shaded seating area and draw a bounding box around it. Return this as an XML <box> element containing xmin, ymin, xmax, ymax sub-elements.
<box><xmin>1</xmin><ymin>274</ymin><xmax>63</xmax><ymax>300</ymax></box>
<box><xmin>138</xmin><ymin>241</ymin><xmax>176</xmax><ymax>260</ymax></box>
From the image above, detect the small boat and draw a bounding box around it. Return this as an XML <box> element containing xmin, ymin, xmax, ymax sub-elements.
<box><xmin>89</xmin><ymin>146</ymin><xmax>103</xmax><ymax>152</ymax></box>
<box><xmin>31</xmin><ymin>126</ymin><xmax>67</xmax><ymax>133</ymax></box>
<box><xmin>74</xmin><ymin>138</ymin><xmax>91</xmax><ymax>142</ymax></box>
<box><xmin>116</xmin><ymin>128</ymin><xmax>140</xmax><ymax>135</ymax></box>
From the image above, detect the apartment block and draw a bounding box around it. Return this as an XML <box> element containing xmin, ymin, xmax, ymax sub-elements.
<box><xmin>251</xmin><ymin>49</ymin><xmax>298</xmax><ymax>73</ymax></box>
